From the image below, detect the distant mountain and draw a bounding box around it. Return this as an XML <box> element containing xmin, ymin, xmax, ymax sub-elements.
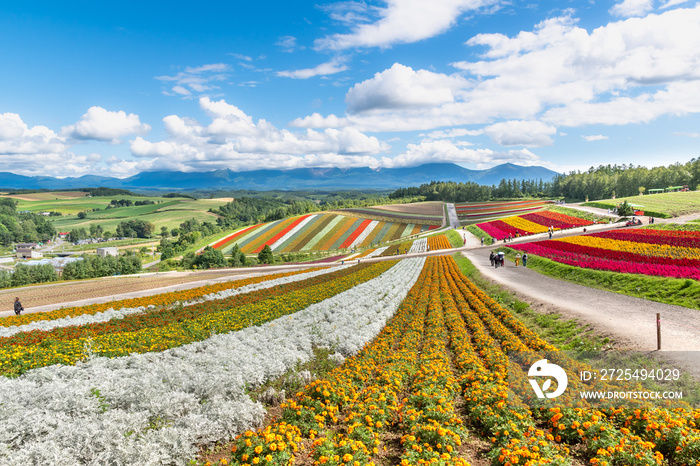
<box><xmin>0</xmin><ymin>163</ymin><xmax>560</xmax><ymax>192</ymax></box>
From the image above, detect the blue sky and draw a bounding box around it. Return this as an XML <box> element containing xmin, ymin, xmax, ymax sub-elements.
<box><xmin>1</xmin><ymin>0</ymin><xmax>699</xmax><ymax>179</ymax></box>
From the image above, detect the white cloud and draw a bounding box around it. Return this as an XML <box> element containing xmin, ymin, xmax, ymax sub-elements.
<box><xmin>276</xmin><ymin>36</ymin><xmax>300</xmax><ymax>53</ymax></box>
<box><xmin>610</xmin><ymin>0</ymin><xmax>654</xmax><ymax>17</ymax></box>
<box><xmin>582</xmin><ymin>134</ymin><xmax>609</xmax><ymax>141</ymax></box>
<box><xmin>156</xmin><ymin>63</ymin><xmax>231</xmax><ymax>97</ymax></box>
<box><xmin>316</xmin><ymin>0</ymin><xmax>502</xmax><ymax>50</ymax></box>
<box><xmin>425</xmin><ymin>128</ymin><xmax>484</xmax><ymax>140</ymax></box>
<box><xmin>382</xmin><ymin>139</ymin><xmax>542</xmax><ymax>168</ymax></box>
<box><xmin>277</xmin><ymin>58</ymin><xmax>349</xmax><ymax>79</ymax></box>
<box><xmin>129</xmin><ymin>97</ymin><xmax>389</xmax><ymax>172</ymax></box>
<box><xmin>672</xmin><ymin>131</ymin><xmax>699</xmax><ymax>137</ymax></box>
<box><xmin>346</xmin><ymin>63</ymin><xmax>469</xmax><ymax>113</ymax></box>
<box><xmin>660</xmin><ymin>0</ymin><xmax>692</xmax><ymax>8</ymax></box>
<box><xmin>289</xmin><ymin>113</ymin><xmax>351</xmax><ymax>129</ymax></box>
<box><xmin>483</xmin><ymin>120</ymin><xmax>557</xmax><ymax>147</ymax></box>
<box><xmin>62</xmin><ymin>107</ymin><xmax>150</xmax><ymax>143</ymax></box>
<box><xmin>0</xmin><ymin>113</ymin><xmax>68</xmax><ymax>155</ymax></box>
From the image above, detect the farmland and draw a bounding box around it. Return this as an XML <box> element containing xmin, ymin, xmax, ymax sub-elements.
<box><xmin>583</xmin><ymin>191</ymin><xmax>700</xmax><ymax>218</ymax></box>
<box><xmin>1</xmin><ymin>253</ymin><xmax>698</xmax><ymax>465</ymax></box>
<box><xmin>213</xmin><ymin>212</ymin><xmax>439</xmax><ymax>255</ymax></box>
<box><xmin>455</xmin><ymin>199</ymin><xmax>554</xmax><ymax>224</ymax></box>
<box><xmin>3</xmin><ymin>192</ymin><xmax>230</xmax><ymax>232</ymax></box>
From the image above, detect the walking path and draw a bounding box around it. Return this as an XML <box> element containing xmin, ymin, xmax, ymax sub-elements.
<box><xmin>461</xmin><ymin>247</ymin><xmax>700</xmax><ymax>378</ymax></box>
<box><xmin>445</xmin><ymin>203</ymin><xmax>460</xmax><ymax>228</ymax></box>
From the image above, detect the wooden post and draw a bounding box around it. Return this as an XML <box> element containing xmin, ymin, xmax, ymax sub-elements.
<box><xmin>656</xmin><ymin>313</ymin><xmax>661</xmax><ymax>350</ymax></box>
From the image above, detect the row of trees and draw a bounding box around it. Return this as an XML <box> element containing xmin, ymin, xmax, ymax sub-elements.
<box><xmin>389</xmin><ymin>159</ymin><xmax>700</xmax><ymax>203</ymax></box>
<box><xmin>0</xmin><ymin>198</ymin><xmax>56</xmax><ymax>246</ymax></box>
<box><xmin>61</xmin><ymin>253</ymin><xmax>142</xmax><ymax>280</ymax></box>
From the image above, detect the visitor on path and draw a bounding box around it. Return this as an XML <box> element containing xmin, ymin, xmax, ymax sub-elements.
<box><xmin>522</xmin><ymin>253</ymin><xmax>528</xmax><ymax>267</ymax></box>
<box><xmin>489</xmin><ymin>251</ymin><xmax>495</xmax><ymax>266</ymax></box>
<box><xmin>548</xmin><ymin>230</ymin><xmax>552</xmax><ymax>239</ymax></box>
<box><xmin>481</xmin><ymin>237</ymin><xmax>484</xmax><ymax>246</ymax></box>
<box><xmin>515</xmin><ymin>253</ymin><xmax>521</xmax><ymax>267</ymax></box>
<box><xmin>508</xmin><ymin>233</ymin><xmax>512</xmax><ymax>242</ymax></box>
<box><xmin>499</xmin><ymin>252</ymin><xmax>505</xmax><ymax>267</ymax></box>
<box><xmin>14</xmin><ymin>297</ymin><xmax>23</xmax><ymax>316</ymax></box>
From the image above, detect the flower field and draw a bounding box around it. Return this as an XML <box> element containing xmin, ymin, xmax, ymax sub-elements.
<box><xmin>224</xmin><ymin>256</ymin><xmax>700</xmax><ymax>466</ymax></box>
<box><xmin>477</xmin><ymin>210</ymin><xmax>594</xmax><ymax>240</ymax></box>
<box><xmin>455</xmin><ymin>200</ymin><xmax>554</xmax><ymax>221</ymax></box>
<box><xmin>511</xmin><ymin>227</ymin><xmax>700</xmax><ymax>280</ymax></box>
<box><xmin>213</xmin><ymin>213</ymin><xmax>439</xmax><ymax>255</ymax></box>
<box><xmin>0</xmin><ymin>258</ymin><xmax>429</xmax><ymax>464</ymax></box>
<box><xmin>2</xmin><ymin>253</ymin><xmax>699</xmax><ymax>465</ymax></box>
<box><xmin>334</xmin><ymin>206</ymin><xmax>443</xmax><ymax>225</ymax></box>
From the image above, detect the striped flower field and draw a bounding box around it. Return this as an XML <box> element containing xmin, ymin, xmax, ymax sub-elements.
<box><xmin>455</xmin><ymin>199</ymin><xmax>554</xmax><ymax>220</ymax></box>
<box><xmin>511</xmin><ymin>226</ymin><xmax>700</xmax><ymax>280</ymax></box>
<box><xmin>1</xmin><ymin>257</ymin><xmax>698</xmax><ymax>465</ymax></box>
<box><xmin>213</xmin><ymin>213</ymin><xmax>439</xmax><ymax>254</ymax></box>
<box><xmin>477</xmin><ymin>210</ymin><xmax>594</xmax><ymax>240</ymax></box>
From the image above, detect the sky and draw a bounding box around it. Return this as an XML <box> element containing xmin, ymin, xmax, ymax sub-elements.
<box><xmin>1</xmin><ymin>0</ymin><xmax>699</xmax><ymax>179</ymax></box>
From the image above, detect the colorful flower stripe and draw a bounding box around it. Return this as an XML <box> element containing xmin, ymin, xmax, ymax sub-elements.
<box><xmin>212</xmin><ymin>223</ymin><xmax>264</xmax><ymax>250</ymax></box>
<box><xmin>0</xmin><ymin>265</ymin><xmax>346</xmax><ymax>344</ymax></box>
<box><xmin>358</xmin><ymin>221</ymin><xmax>386</xmax><ymax>248</ymax></box>
<box><xmin>0</xmin><ymin>261</ymin><xmax>395</xmax><ymax>376</ymax></box>
<box><xmin>339</xmin><ymin>218</ymin><xmax>373</xmax><ymax>249</ymax></box>
<box><xmin>253</xmin><ymin>215</ymin><xmax>313</xmax><ymax>253</ymax></box>
<box><xmin>512</xmin><ymin>242</ymin><xmax>700</xmax><ymax>280</ymax></box>
<box><xmin>515</xmin><ymin>239</ymin><xmax>700</xmax><ymax>269</ymax></box>
<box><xmin>502</xmin><ymin>215</ymin><xmax>550</xmax><ymax>234</ymax></box>
<box><xmin>594</xmin><ymin>229</ymin><xmax>700</xmax><ymax>248</ymax></box>
<box><xmin>560</xmin><ymin>234</ymin><xmax>700</xmax><ymax>260</ymax></box>
<box><xmin>238</xmin><ymin>218</ymin><xmax>288</xmax><ymax>253</ymax></box>
<box><xmin>0</xmin><ymin>268</ymin><xmax>318</xmax><ymax>329</ymax></box>
<box><xmin>534</xmin><ymin>209</ymin><xmax>594</xmax><ymax>225</ymax></box>
<box><xmin>318</xmin><ymin>217</ymin><xmax>358</xmax><ymax>250</ymax></box>
<box><xmin>427</xmin><ymin>234</ymin><xmax>451</xmax><ymax>250</ymax></box>
<box><xmin>300</xmin><ymin>215</ymin><xmax>343</xmax><ymax>251</ymax></box>
<box><xmin>270</xmin><ymin>214</ymin><xmax>319</xmax><ymax>251</ymax></box>
<box><xmin>0</xmin><ymin>259</ymin><xmax>424</xmax><ymax>466</ymax></box>
<box><xmin>455</xmin><ymin>199</ymin><xmax>552</xmax><ymax>209</ymax></box>
<box><xmin>520</xmin><ymin>212</ymin><xmax>592</xmax><ymax>230</ymax></box>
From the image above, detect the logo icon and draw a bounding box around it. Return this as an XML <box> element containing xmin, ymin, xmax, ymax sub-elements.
<box><xmin>528</xmin><ymin>359</ymin><xmax>568</xmax><ymax>399</ymax></box>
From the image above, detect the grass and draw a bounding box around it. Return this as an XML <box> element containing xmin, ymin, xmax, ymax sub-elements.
<box><xmin>491</xmin><ymin>247</ymin><xmax>700</xmax><ymax>310</ymax></box>
<box><xmin>549</xmin><ymin>206</ymin><xmax>609</xmax><ymax>223</ymax></box>
<box><xmin>452</xmin><ymin>253</ymin><xmax>611</xmax><ymax>351</ymax></box>
<box><xmin>582</xmin><ymin>191</ymin><xmax>700</xmax><ymax>218</ymax></box>
<box><xmin>465</xmin><ymin>225</ymin><xmax>494</xmax><ymax>245</ymax></box>
<box><xmin>445</xmin><ymin>229</ymin><xmax>464</xmax><ymax>248</ymax></box>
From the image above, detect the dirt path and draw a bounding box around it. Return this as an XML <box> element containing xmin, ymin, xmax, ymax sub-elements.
<box><xmin>461</xmin><ymin>248</ymin><xmax>700</xmax><ymax>378</ymax></box>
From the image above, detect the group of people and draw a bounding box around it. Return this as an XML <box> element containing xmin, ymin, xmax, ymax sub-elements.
<box><xmin>489</xmin><ymin>251</ymin><xmax>528</xmax><ymax>268</ymax></box>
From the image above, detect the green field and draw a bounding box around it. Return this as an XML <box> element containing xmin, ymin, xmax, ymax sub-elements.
<box><xmin>7</xmin><ymin>193</ymin><xmax>230</xmax><ymax>233</ymax></box>
<box><xmin>582</xmin><ymin>190</ymin><xmax>700</xmax><ymax>217</ymax></box>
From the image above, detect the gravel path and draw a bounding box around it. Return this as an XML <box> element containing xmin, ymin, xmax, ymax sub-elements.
<box><xmin>461</xmin><ymin>248</ymin><xmax>700</xmax><ymax>378</ymax></box>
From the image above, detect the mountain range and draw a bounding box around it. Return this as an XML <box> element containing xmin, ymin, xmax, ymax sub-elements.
<box><xmin>0</xmin><ymin>163</ymin><xmax>559</xmax><ymax>192</ymax></box>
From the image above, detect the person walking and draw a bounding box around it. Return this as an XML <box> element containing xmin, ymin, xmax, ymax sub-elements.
<box><xmin>515</xmin><ymin>253</ymin><xmax>521</xmax><ymax>267</ymax></box>
<box><xmin>481</xmin><ymin>236</ymin><xmax>484</xmax><ymax>246</ymax></box>
<box><xmin>14</xmin><ymin>297</ymin><xmax>23</xmax><ymax>316</ymax></box>
<box><xmin>548</xmin><ymin>230</ymin><xmax>552</xmax><ymax>239</ymax></box>
<box><xmin>489</xmin><ymin>251</ymin><xmax>495</xmax><ymax>267</ymax></box>
<box><xmin>522</xmin><ymin>252</ymin><xmax>528</xmax><ymax>267</ymax></box>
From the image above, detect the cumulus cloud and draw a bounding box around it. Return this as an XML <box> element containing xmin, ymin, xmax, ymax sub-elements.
<box><xmin>277</xmin><ymin>58</ymin><xmax>349</xmax><ymax>79</ymax></box>
<box><xmin>425</xmin><ymin>128</ymin><xmax>484</xmax><ymax>139</ymax></box>
<box><xmin>156</xmin><ymin>63</ymin><xmax>231</xmax><ymax>97</ymax></box>
<box><xmin>346</xmin><ymin>63</ymin><xmax>469</xmax><ymax>113</ymax></box>
<box><xmin>382</xmin><ymin>139</ymin><xmax>543</xmax><ymax>168</ymax></box>
<box><xmin>316</xmin><ymin>0</ymin><xmax>502</xmax><ymax>50</ymax></box>
<box><xmin>62</xmin><ymin>107</ymin><xmax>150</xmax><ymax>143</ymax></box>
<box><xmin>483</xmin><ymin>120</ymin><xmax>557</xmax><ymax>147</ymax></box>
<box><xmin>610</xmin><ymin>0</ymin><xmax>654</xmax><ymax>17</ymax></box>
<box><xmin>582</xmin><ymin>134</ymin><xmax>609</xmax><ymax>141</ymax></box>
<box><xmin>289</xmin><ymin>113</ymin><xmax>351</xmax><ymax>129</ymax></box>
<box><xmin>129</xmin><ymin>97</ymin><xmax>389</xmax><ymax>172</ymax></box>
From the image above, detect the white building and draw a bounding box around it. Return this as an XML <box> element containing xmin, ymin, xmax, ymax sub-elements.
<box><xmin>96</xmin><ymin>247</ymin><xmax>119</xmax><ymax>257</ymax></box>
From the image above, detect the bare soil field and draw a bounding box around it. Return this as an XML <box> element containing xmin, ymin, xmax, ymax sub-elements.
<box><xmin>372</xmin><ymin>201</ymin><xmax>444</xmax><ymax>216</ymax></box>
<box><xmin>0</xmin><ymin>191</ymin><xmax>89</xmax><ymax>201</ymax></box>
<box><xmin>0</xmin><ymin>269</ymin><xmax>262</xmax><ymax>313</ymax></box>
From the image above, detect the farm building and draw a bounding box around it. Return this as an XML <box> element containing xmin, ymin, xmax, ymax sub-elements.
<box><xmin>15</xmin><ymin>243</ymin><xmax>42</xmax><ymax>259</ymax></box>
<box><xmin>96</xmin><ymin>247</ymin><xmax>119</xmax><ymax>257</ymax></box>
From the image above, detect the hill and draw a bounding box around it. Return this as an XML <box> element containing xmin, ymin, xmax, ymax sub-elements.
<box><xmin>0</xmin><ymin>163</ymin><xmax>559</xmax><ymax>191</ymax></box>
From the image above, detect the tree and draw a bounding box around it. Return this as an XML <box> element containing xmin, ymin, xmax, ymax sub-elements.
<box><xmin>617</xmin><ymin>200</ymin><xmax>634</xmax><ymax>217</ymax></box>
<box><xmin>258</xmin><ymin>244</ymin><xmax>274</xmax><ymax>264</ymax></box>
<box><xmin>229</xmin><ymin>244</ymin><xmax>248</xmax><ymax>267</ymax></box>
<box><xmin>77</xmin><ymin>211</ymin><xmax>87</xmax><ymax>219</ymax></box>
<box><xmin>194</xmin><ymin>246</ymin><xmax>227</xmax><ymax>269</ymax></box>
